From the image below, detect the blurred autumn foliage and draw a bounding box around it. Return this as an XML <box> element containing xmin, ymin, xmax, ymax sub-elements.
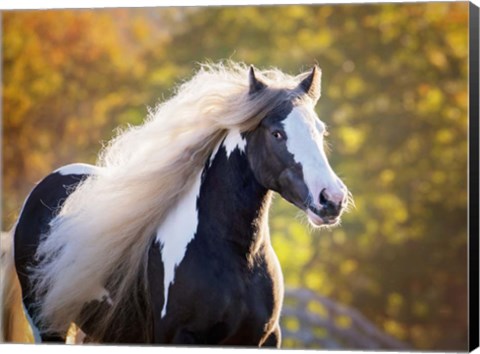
<box><xmin>2</xmin><ymin>3</ymin><xmax>469</xmax><ymax>350</ymax></box>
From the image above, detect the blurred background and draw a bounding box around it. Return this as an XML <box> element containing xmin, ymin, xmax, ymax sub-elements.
<box><xmin>2</xmin><ymin>2</ymin><xmax>469</xmax><ymax>350</ymax></box>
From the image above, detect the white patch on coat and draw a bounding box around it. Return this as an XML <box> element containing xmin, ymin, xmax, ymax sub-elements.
<box><xmin>54</xmin><ymin>163</ymin><xmax>100</xmax><ymax>176</ymax></box>
<box><xmin>155</xmin><ymin>170</ymin><xmax>203</xmax><ymax>317</ymax></box>
<box><xmin>208</xmin><ymin>129</ymin><xmax>245</xmax><ymax>167</ymax></box>
<box><xmin>22</xmin><ymin>303</ymin><xmax>42</xmax><ymax>343</ymax></box>
<box><xmin>282</xmin><ymin>105</ymin><xmax>341</xmax><ymax>205</ymax></box>
<box><xmin>223</xmin><ymin>128</ymin><xmax>246</xmax><ymax>157</ymax></box>
<box><xmin>94</xmin><ymin>287</ymin><xmax>113</xmax><ymax>306</ymax></box>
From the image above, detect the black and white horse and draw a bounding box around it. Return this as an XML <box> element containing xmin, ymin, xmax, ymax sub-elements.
<box><xmin>6</xmin><ymin>64</ymin><xmax>349</xmax><ymax>346</ymax></box>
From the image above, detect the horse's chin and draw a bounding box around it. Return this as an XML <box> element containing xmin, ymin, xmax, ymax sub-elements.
<box><xmin>306</xmin><ymin>209</ymin><xmax>340</xmax><ymax>228</ymax></box>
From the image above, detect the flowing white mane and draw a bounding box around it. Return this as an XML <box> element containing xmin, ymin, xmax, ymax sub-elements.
<box><xmin>32</xmin><ymin>62</ymin><xmax>306</xmax><ymax>338</ymax></box>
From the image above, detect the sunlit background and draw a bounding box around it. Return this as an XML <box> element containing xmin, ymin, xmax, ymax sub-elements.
<box><xmin>2</xmin><ymin>3</ymin><xmax>469</xmax><ymax>350</ymax></box>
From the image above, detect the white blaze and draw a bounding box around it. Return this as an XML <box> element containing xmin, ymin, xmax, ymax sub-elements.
<box><xmin>283</xmin><ymin>105</ymin><xmax>341</xmax><ymax>206</ymax></box>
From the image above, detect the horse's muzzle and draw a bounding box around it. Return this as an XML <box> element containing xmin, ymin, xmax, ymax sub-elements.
<box><xmin>306</xmin><ymin>191</ymin><xmax>344</xmax><ymax>226</ymax></box>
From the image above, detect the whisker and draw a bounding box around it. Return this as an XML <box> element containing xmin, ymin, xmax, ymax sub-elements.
<box><xmin>343</xmin><ymin>190</ymin><xmax>356</xmax><ymax>213</ymax></box>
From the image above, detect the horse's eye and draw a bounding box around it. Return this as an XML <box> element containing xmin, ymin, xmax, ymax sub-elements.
<box><xmin>272</xmin><ymin>131</ymin><xmax>285</xmax><ymax>140</ymax></box>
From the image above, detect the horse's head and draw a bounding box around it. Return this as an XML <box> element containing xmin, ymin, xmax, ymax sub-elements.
<box><xmin>245</xmin><ymin>66</ymin><xmax>349</xmax><ymax>227</ymax></box>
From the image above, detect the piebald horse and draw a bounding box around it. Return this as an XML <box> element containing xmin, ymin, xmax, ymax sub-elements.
<box><xmin>7</xmin><ymin>63</ymin><xmax>349</xmax><ymax>346</ymax></box>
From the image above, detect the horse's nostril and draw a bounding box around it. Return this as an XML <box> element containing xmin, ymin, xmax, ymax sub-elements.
<box><xmin>318</xmin><ymin>189</ymin><xmax>344</xmax><ymax>217</ymax></box>
<box><xmin>319</xmin><ymin>188</ymin><xmax>328</xmax><ymax>206</ymax></box>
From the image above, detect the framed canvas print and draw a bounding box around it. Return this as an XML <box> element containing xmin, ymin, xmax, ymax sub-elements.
<box><xmin>1</xmin><ymin>0</ymin><xmax>479</xmax><ymax>352</ymax></box>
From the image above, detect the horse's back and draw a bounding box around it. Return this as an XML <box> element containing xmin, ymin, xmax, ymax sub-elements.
<box><xmin>15</xmin><ymin>163</ymin><xmax>99</xmax><ymax>251</ymax></box>
<box><xmin>13</xmin><ymin>163</ymin><xmax>99</xmax><ymax>338</ymax></box>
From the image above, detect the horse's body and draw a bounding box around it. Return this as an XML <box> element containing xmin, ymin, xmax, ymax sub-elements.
<box><xmin>16</xmin><ymin>137</ymin><xmax>282</xmax><ymax>345</ymax></box>
<box><xmin>9</xmin><ymin>64</ymin><xmax>349</xmax><ymax>346</ymax></box>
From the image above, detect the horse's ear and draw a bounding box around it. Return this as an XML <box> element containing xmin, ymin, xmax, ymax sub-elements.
<box><xmin>249</xmin><ymin>66</ymin><xmax>267</xmax><ymax>95</ymax></box>
<box><xmin>298</xmin><ymin>65</ymin><xmax>321</xmax><ymax>104</ymax></box>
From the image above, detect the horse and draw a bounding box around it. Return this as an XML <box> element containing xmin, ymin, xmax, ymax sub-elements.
<box><xmin>2</xmin><ymin>62</ymin><xmax>350</xmax><ymax>346</ymax></box>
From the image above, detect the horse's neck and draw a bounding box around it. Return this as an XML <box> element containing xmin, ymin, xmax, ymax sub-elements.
<box><xmin>200</xmin><ymin>141</ymin><xmax>272</xmax><ymax>254</ymax></box>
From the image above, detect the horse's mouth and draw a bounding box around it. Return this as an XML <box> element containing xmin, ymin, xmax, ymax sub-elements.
<box><xmin>289</xmin><ymin>197</ymin><xmax>342</xmax><ymax>227</ymax></box>
<box><xmin>306</xmin><ymin>204</ymin><xmax>341</xmax><ymax>227</ymax></box>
